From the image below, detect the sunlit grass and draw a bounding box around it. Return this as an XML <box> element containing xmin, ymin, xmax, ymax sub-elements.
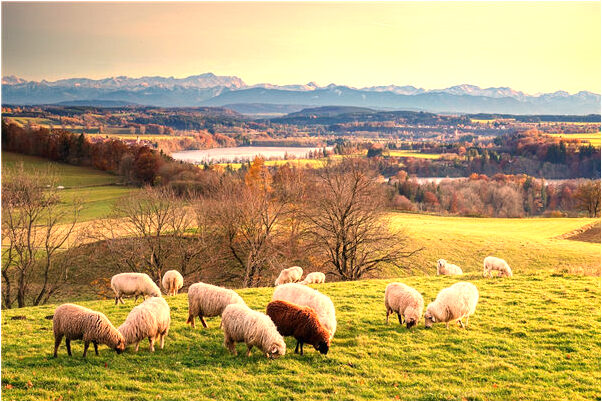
<box><xmin>1</xmin><ymin>273</ymin><xmax>599</xmax><ymax>400</ymax></box>
<box><xmin>386</xmin><ymin>150</ymin><xmax>442</xmax><ymax>159</ymax></box>
<box><xmin>546</xmin><ymin>132</ymin><xmax>601</xmax><ymax>147</ymax></box>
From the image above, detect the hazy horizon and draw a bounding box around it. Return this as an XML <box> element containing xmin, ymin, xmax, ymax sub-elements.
<box><xmin>2</xmin><ymin>2</ymin><xmax>600</xmax><ymax>95</ymax></box>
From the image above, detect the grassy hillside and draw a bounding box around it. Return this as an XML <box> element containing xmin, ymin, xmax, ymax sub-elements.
<box><xmin>1</xmin><ymin>152</ymin><xmax>135</xmax><ymax>222</ymax></box>
<box><xmin>1</xmin><ymin>152</ymin><xmax>121</xmax><ymax>187</ymax></box>
<box><xmin>390</xmin><ymin>213</ymin><xmax>601</xmax><ymax>277</ymax></box>
<box><xmin>1</xmin><ymin>274</ymin><xmax>600</xmax><ymax>400</ymax></box>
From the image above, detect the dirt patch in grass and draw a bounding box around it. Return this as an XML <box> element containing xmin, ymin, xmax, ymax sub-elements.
<box><xmin>560</xmin><ymin>222</ymin><xmax>601</xmax><ymax>243</ymax></box>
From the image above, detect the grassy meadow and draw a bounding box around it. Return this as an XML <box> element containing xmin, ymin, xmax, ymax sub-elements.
<box><xmin>1</xmin><ymin>273</ymin><xmax>600</xmax><ymax>401</ymax></box>
<box><xmin>1</xmin><ymin>152</ymin><xmax>136</xmax><ymax>222</ymax></box>
<box><xmin>390</xmin><ymin>213</ymin><xmax>601</xmax><ymax>276</ymax></box>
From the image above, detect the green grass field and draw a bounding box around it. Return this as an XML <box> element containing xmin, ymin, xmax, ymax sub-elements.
<box><xmin>2</xmin><ymin>152</ymin><xmax>121</xmax><ymax>187</ymax></box>
<box><xmin>1</xmin><ymin>272</ymin><xmax>600</xmax><ymax>400</ymax></box>
<box><xmin>1</xmin><ymin>152</ymin><xmax>135</xmax><ymax>222</ymax></box>
<box><xmin>390</xmin><ymin>214</ymin><xmax>601</xmax><ymax>276</ymax></box>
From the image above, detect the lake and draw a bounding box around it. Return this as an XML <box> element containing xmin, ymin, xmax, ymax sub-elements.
<box><xmin>171</xmin><ymin>146</ymin><xmax>329</xmax><ymax>163</ymax></box>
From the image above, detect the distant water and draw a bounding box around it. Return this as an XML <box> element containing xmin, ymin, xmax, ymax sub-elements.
<box><xmin>171</xmin><ymin>146</ymin><xmax>328</xmax><ymax>163</ymax></box>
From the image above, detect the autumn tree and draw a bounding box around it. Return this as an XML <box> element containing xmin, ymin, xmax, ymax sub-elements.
<box><xmin>575</xmin><ymin>180</ymin><xmax>601</xmax><ymax>217</ymax></box>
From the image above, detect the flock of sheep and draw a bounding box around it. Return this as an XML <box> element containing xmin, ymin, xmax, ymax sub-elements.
<box><xmin>51</xmin><ymin>256</ymin><xmax>513</xmax><ymax>359</ymax></box>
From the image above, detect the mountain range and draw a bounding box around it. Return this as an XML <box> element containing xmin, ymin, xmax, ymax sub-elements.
<box><xmin>2</xmin><ymin>73</ymin><xmax>600</xmax><ymax>115</ymax></box>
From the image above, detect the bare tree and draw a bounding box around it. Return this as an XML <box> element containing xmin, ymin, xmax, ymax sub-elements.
<box><xmin>303</xmin><ymin>159</ymin><xmax>420</xmax><ymax>280</ymax></box>
<box><xmin>96</xmin><ymin>186</ymin><xmax>192</xmax><ymax>283</ymax></box>
<box><xmin>575</xmin><ymin>180</ymin><xmax>601</xmax><ymax>217</ymax></box>
<box><xmin>203</xmin><ymin>161</ymin><xmax>300</xmax><ymax>287</ymax></box>
<box><xmin>1</xmin><ymin>163</ymin><xmax>81</xmax><ymax>308</ymax></box>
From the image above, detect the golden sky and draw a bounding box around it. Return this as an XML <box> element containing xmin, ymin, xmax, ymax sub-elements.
<box><xmin>2</xmin><ymin>1</ymin><xmax>600</xmax><ymax>94</ymax></box>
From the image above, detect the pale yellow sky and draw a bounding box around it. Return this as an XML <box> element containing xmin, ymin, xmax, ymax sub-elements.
<box><xmin>2</xmin><ymin>1</ymin><xmax>600</xmax><ymax>94</ymax></box>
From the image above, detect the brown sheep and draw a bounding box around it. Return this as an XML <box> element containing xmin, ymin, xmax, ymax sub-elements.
<box><xmin>266</xmin><ymin>300</ymin><xmax>330</xmax><ymax>356</ymax></box>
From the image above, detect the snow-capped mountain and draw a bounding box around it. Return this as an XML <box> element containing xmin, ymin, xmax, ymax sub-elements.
<box><xmin>2</xmin><ymin>73</ymin><xmax>599</xmax><ymax>114</ymax></box>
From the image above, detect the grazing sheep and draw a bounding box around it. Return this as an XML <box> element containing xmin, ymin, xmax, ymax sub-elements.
<box><xmin>52</xmin><ymin>304</ymin><xmax>126</xmax><ymax>357</ymax></box>
<box><xmin>299</xmin><ymin>272</ymin><xmax>326</xmax><ymax>285</ymax></box>
<box><xmin>437</xmin><ymin>259</ymin><xmax>463</xmax><ymax>275</ymax></box>
<box><xmin>118</xmin><ymin>297</ymin><xmax>171</xmax><ymax>352</ymax></box>
<box><xmin>272</xmin><ymin>283</ymin><xmax>336</xmax><ymax>340</ymax></box>
<box><xmin>266</xmin><ymin>300</ymin><xmax>330</xmax><ymax>355</ymax></box>
<box><xmin>162</xmin><ymin>270</ymin><xmax>184</xmax><ymax>296</ymax></box>
<box><xmin>384</xmin><ymin>282</ymin><xmax>424</xmax><ymax>329</ymax></box>
<box><xmin>274</xmin><ymin>266</ymin><xmax>303</xmax><ymax>286</ymax></box>
<box><xmin>111</xmin><ymin>273</ymin><xmax>162</xmax><ymax>305</ymax></box>
<box><xmin>483</xmin><ymin>256</ymin><xmax>513</xmax><ymax>277</ymax></box>
<box><xmin>186</xmin><ymin>282</ymin><xmax>246</xmax><ymax>328</ymax></box>
<box><xmin>424</xmin><ymin>282</ymin><xmax>479</xmax><ymax>329</ymax></box>
<box><xmin>221</xmin><ymin>304</ymin><xmax>286</xmax><ymax>359</ymax></box>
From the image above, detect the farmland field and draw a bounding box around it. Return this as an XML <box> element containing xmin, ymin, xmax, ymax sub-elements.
<box><xmin>1</xmin><ymin>272</ymin><xmax>600</xmax><ymax>401</ymax></box>
<box><xmin>387</xmin><ymin>150</ymin><xmax>442</xmax><ymax>159</ymax></box>
<box><xmin>1</xmin><ymin>152</ymin><xmax>135</xmax><ymax>222</ymax></box>
<box><xmin>2</xmin><ymin>152</ymin><xmax>121</xmax><ymax>187</ymax></box>
<box><xmin>546</xmin><ymin>132</ymin><xmax>601</xmax><ymax>147</ymax></box>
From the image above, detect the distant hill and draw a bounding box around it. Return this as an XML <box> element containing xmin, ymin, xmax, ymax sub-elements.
<box><xmin>51</xmin><ymin>99</ymin><xmax>139</xmax><ymax>107</ymax></box>
<box><xmin>2</xmin><ymin>73</ymin><xmax>600</xmax><ymax>114</ymax></box>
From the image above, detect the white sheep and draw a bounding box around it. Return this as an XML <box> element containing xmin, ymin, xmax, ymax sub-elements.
<box><xmin>161</xmin><ymin>270</ymin><xmax>184</xmax><ymax>296</ymax></box>
<box><xmin>186</xmin><ymin>282</ymin><xmax>247</xmax><ymax>328</ymax></box>
<box><xmin>111</xmin><ymin>273</ymin><xmax>162</xmax><ymax>304</ymax></box>
<box><xmin>118</xmin><ymin>297</ymin><xmax>171</xmax><ymax>352</ymax></box>
<box><xmin>299</xmin><ymin>272</ymin><xmax>326</xmax><ymax>285</ymax></box>
<box><xmin>483</xmin><ymin>256</ymin><xmax>513</xmax><ymax>277</ymax></box>
<box><xmin>221</xmin><ymin>304</ymin><xmax>286</xmax><ymax>359</ymax></box>
<box><xmin>272</xmin><ymin>283</ymin><xmax>336</xmax><ymax>340</ymax></box>
<box><xmin>274</xmin><ymin>266</ymin><xmax>303</xmax><ymax>286</ymax></box>
<box><xmin>384</xmin><ymin>282</ymin><xmax>424</xmax><ymax>328</ymax></box>
<box><xmin>437</xmin><ymin>259</ymin><xmax>463</xmax><ymax>275</ymax></box>
<box><xmin>53</xmin><ymin>303</ymin><xmax>126</xmax><ymax>357</ymax></box>
<box><xmin>424</xmin><ymin>282</ymin><xmax>479</xmax><ymax>329</ymax></box>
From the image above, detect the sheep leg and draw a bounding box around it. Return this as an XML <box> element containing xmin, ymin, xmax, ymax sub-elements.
<box><xmin>246</xmin><ymin>345</ymin><xmax>253</xmax><ymax>357</ymax></box>
<box><xmin>224</xmin><ymin>337</ymin><xmax>236</xmax><ymax>355</ymax></box>
<box><xmin>114</xmin><ymin>296</ymin><xmax>119</xmax><ymax>305</ymax></box>
<box><xmin>83</xmin><ymin>341</ymin><xmax>90</xmax><ymax>357</ymax></box>
<box><xmin>199</xmin><ymin>316</ymin><xmax>208</xmax><ymax>328</ymax></box>
<box><xmin>65</xmin><ymin>339</ymin><xmax>72</xmax><ymax>356</ymax></box>
<box><xmin>134</xmin><ymin>295</ymin><xmax>139</xmax><ymax>302</ymax></box>
<box><xmin>299</xmin><ymin>342</ymin><xmax>304</xmax><ymax>356</ymax></box>
<box><xmin>294</xmin><ymin>341</ymin><xmax>300</xmax><ymax>354</ymax></box>
<box><xmin>386</xmin><ymin>310</ymin><xmax>390</xmax><ymax>325</ymax></box>
<box><xmin>53</xmin><ymin>334</ymin><xmax>63</xmax><ymax>358</ymax></box>
<box><xmin>135</xmin><ymin>342</ymin><xmax>140</xmax><ymax>352</ymax></box>
<box><xmin>465</xmin><ymin>316</ymin><xmax>469</xmax><ymax>328</ymax></box>
<box><xmin>459</xmin><ymin>320</ymin><xmax>465</xmax><ymax>329</ymax></box>
<box><xmin>93</xmin><ymin>342</ymin><xmax>99</xmax><ymax>356</ymax></box>
<box><xmin>148</xmin><ymin>337</ymin><xmax>155</xmax><ymax>352</ymax></box>
<box><xmin>397</xmin><ymin>313</ymin><xmax>403</xmax><ymax>325</ymax></box>
<box><xmin>159</xmin><ymin>333</ymin><xmax>166</xmax><ymax>349</ymax></box>
<box><xmin>187</xmin><ymin>314</ymin><xmax>195</xmax><ymax>328</ymax></box>
<box><xmin>445</xmin><ymin>322</ymin><xmax>449</xmax><ymax>329</ymax></box>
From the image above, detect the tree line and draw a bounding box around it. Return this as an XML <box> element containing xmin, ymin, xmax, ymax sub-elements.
<box><xmin>390</xmin><ymin>172</ymin><xmax>601</xmax><ymax>218</ymax></box>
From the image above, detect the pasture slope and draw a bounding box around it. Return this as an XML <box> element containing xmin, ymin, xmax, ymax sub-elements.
<box><xmin>1</xmin><ymin>273</ymin><xmax>600</xmax><ymax>400</ymax></box>
<box><xmin>1</xmin><ymin>152</ymin><xmax>135</xmax><ymax>222</ymax></box>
